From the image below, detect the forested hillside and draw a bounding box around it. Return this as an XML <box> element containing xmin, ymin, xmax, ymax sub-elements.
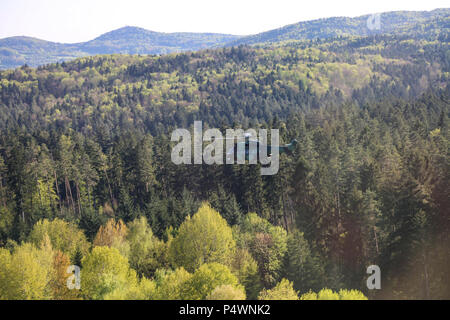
<box><xmin>229</xmin><ymin>8</ymin><xmax>450</xmax><ymax>46</ymax></box>
<box><xmin>0</xmin><ymin>27</ymin><xmax>241</xmax><ymax>69</ymax></box>
<box><xmin>1</xmin><ymin>8</ymin><xmax>448</xmax><ymax>70</ymax></box>
<box><xmin>0</xmin><ymin>31</ymin><xmax>448</xmax><ymax>299</ymax></box>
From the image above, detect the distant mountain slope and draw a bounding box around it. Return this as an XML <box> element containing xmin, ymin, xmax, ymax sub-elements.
<box><xmin>78</xmin><ymin>26</ymin><xmax>240</xmax><ymax>54</ymax></box>
<box><xmin>0</xmin><ymin>8</ymin><xmax>448</xmax><ymax>69</ymax></box>
<box><xmin>227</xmin><ymin>8</ymin><xmax>450</xmax><ymax>46</ymax></box>
<box><xmin>0</xmin><ymin>27</ymin><xmax>241</xmax><ymax>69</ymax></box>
<box><xmin>0</xmin><ymin>37</ymin><xmax>87</xmax><ymax>69</ymax></box>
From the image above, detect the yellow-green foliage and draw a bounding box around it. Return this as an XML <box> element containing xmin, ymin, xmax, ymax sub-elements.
<box><xmin>338</xmin><ymin>289</ymin><xmax>368</xmax><ymax>300</ymax></box>
<box><xmin>30</xmin><ymin>179</ymin><xmax>59</xmax><ymax>213</ymax></box>
<box><xmin>28</xmin><ymin>218</ymin><xmax>90</xmax><ymax>261</ymax></box>
<box><xmin>169</xmin><ymin>202</ymin><xmax>236</xmax><ymax>272</ymax></box>
<box><xmin>81</xmin><ymin>246</ymin><xmax>137</xmax><ymax>300</ymax></box>
<box><xmin>300</xmin><ymin>288</ymin><xmax>368</xmax><ymax>300</ymax></box>
<box><xmin>104</xmin><ymin>277</ymin><xmax>157</xmax><ymax>300</ymax></box>
<box><xmin>126</xmin><ymin>216</ymin><xmax>167</xmax><ymax>277</ymax></box>
<box><xmin>258</xmin><ymin>278</ymin><xmax>298</xmax><ymax>300</ymax></box>
<box><xmin>184</xmin><ymin>263</ymin><xmax>242</xmax><ymax>300</ymax></box>
<box><xmin>153</xmin><ymin>267</ymin><xmax>193</xmax><ymax>300</ymax></box>
<box><xmin>299</xmin><ymin>291</ymin><xmax>318</xmax><ymax>300</ymax></box>
<box><xmin>317</xmin><ymin>288</ymin><xmax>340</xmax><ymax>300</ymax></box>
<box><xmin>207</xmin><ymin>284</ymin><xmax>246</xmax><ymax>300</ymax></box>
<box><xmin>0</xmin><ymin>241</ymin><xmax>54</xmax><ymax>300</ymax></box>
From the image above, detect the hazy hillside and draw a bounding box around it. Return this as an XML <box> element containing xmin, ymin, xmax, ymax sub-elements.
<box><xmin>228</xmin><ymin>8</ymin><xmax>450</xmax><ymax>46</ymax></box>
<box><xmin>78</xmin><ymin>26</ymin><xmax>241</xmax><ymax>54</ymax></box>
<box><xmin>0</xmin><ymin>27</ymin><xmax>241</xmax><ymax>69</ymax></box>
<box><xmin>0</xmin><ymin>9</ymin><xmax>448</xmax><ymax>70</ymax></box>
<box><xmin>0</xmin><ymin>36</ymin><xmax>85</xmax><ymax>69</ymax></box>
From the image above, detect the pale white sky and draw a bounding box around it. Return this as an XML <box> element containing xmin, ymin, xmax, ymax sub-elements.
<box><xmin>0</xmin><ymin>0</ymin><xmax>448</xmax><ymax>43</ymax></box>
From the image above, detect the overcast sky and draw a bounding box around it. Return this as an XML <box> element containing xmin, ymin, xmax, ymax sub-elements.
<box><xmin>0</xmin><ymin>0</ymin><xmax>448</xmax><ymax>43</ymax></box>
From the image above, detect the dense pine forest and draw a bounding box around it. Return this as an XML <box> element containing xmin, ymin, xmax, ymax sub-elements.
<box><xmin>0</xmin><ymin>28</ymin><xmax>448</xmax><ymax>300</ymax></box>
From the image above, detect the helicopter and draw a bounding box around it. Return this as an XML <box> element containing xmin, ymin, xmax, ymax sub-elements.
<box><xmin>223</xmin><ymin>133</ymin><xmax>298</xmax><ymax>163</ymax></box>
<box><xmin>170</xmin><ymin>123</ymin><xmax>297</xmax><ymax>175</ymax></box>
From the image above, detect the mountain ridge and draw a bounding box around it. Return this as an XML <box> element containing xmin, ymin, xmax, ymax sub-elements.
<box><xmin>0</xmin><ymin>8</ymin><xmax>448</xmax><ymax>69</ymax></box>
<box><xmin>0</xmin><ymin>27</ymin><xmax>242</xmax><ymax>69</ymax></box>
<box><xmin>227</xmin><ymin>8</ymin><xmax>450</xmax><ymax>46</ymax></box>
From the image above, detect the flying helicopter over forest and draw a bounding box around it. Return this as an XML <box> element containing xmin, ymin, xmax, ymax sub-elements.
<box><xmin>170</xmin><ymin>123</ymin><xmax>297</xmax><ymax>173</ymax></box>
<box><xmin>222</xmin><ymin>133</ymin><xmax>298</xmax><ymax>163</ymax></box>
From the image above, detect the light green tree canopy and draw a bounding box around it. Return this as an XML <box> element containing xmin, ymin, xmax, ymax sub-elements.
<box><xmin>207</xmin><ymin>284</ymin><xmax>246</xmax><ymax>300</ymax></box>
<box><xmin>258</xmin><ymin>278</ymin><xmax>298</xmax><ymax>300</ymax></box>
<box><xmin>184</xmin><ymin>263</ymin><xmax>243</xmax><ymax>300</ymax></box>
<box><xmin>169</xmin><ymin>202</ymin><xmax>236</xmax><ymax>272</ymax></box>
<box><xmin>300</xmin><ymin>288</ymin><xmax>368</xmax><ymax>300</ymax></box>
<box><xmin>81</xmin><ymin>246</ymin><xmax>137</xmax><ymax>300</ymax></box>
<box><xmin>153</xmin><ymin>267</ymin><xmax>193</xmax><ymax>300</ymax></box>
<box><xmin>126</xmin><ymin>216</ymin><xmax>167</xmax><ymax>277</ymax></box>
<box><xmin>28</xmin><ymin>218</ymin><xmax>90</xmax><ymax>261</ymax></box>
<box><xmin>0</xmin><ymin>241</ymin><xmax>54</xmax><ymax>300</ymax></box>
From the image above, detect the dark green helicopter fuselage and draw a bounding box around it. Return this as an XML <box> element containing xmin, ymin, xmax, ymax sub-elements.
<box><xmin>226</xmin><ymin>139</ymin><xmax>298</xmax><ymax>162</ymax></box>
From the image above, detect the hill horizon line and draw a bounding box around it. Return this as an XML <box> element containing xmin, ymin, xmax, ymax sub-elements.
<box><xmin>1</xmin><ymin>7</ymin><xmax>447</xmax><ymax>44</ymax></box>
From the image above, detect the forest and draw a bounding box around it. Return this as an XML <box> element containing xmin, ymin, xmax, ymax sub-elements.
<box><xmin>0</xmin><ymin>31</ymin><xmax>448</xmax><ymax>300</ymax></box>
